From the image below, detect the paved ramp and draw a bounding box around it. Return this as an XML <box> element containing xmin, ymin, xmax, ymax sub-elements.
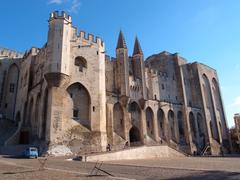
<box><xmin>86</xmin><ymin>145</ymin><xmax>184</xmax><ymax>162</ymax></box>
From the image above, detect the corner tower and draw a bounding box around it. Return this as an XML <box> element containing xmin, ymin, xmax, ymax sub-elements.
<box><xmin>45</xmin><ymin>11</ymin><xmax>72</xmax><ymax>86</ymax></box>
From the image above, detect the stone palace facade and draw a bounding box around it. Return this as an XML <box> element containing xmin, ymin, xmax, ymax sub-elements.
<box><xmin>0</xmin><ymin>11</ymin><xmax>231</xmax><ymax>155</ymax></box>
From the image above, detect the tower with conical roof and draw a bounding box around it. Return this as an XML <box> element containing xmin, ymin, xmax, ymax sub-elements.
<box><xmin>132</xmin><ymin>37</ymin><xmax>147</xmax><ymax>99</ymax></box>
<box><xmin>115</xmin><ymin>31</ymin><xmax>129</xmax><ymax>96</ymax></box>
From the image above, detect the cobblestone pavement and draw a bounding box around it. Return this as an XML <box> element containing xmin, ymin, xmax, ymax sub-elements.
<box><xmin>0</xmin><ymin>156</ymin><xmax>239</xmax><ymax>179</ymax></box>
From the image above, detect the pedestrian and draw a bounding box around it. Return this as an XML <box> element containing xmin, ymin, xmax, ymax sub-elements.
<box><xmin>106</xmin><ymin>144</ymin><xmax>111</xmax><ymax>151</ymax></box>
<box><xmin>124</xmin><ymin>141</ymin><xmax>129</xmax><ymax>149</ymax></box>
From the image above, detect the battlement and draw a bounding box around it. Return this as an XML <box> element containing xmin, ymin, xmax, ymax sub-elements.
<box><xmin>74</xmin><ymin>30</ymin><xmax>104</xmax><ymax>47</ymax></box>
<box><xmin>23</xmin><ymin>47</ymin><xmax>40</xmax><ymax>58</ymax></box>
<box><xmin>49</xmin><ymin>11</ymin><xmax>72</xmax><ymax>23</ymax></box>
<box><xmin>0</xmin><ymin>47</ymin><xmax>23</xmax><ymax>59</ymax></box>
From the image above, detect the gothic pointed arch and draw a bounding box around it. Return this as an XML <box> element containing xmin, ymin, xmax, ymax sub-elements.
<box><xmin>113</xmin><ymin>102</ymin><xmax>124</xmax><ymax>138</ymax></box>
<box><xmin>146</xmin><ymin>107</ymin><xmax>154</xmax><ymax>138</ymax></box>
<box><xmin>157</xmin><ymin>108</ymin><xmax>165</xmax><ymax>139</ymax></box>
<box><xmin>67</xmin><ymin>82</ymin><xmax>91</xmax><ymax>129</ymax></box>
<box><xmin>212</xmin><ymin>78</ymin><xmax>227</xmax><ymax>140</ymax></box>
<box><xmin>129</xmin><ymin>101</ymin><xmax>141</xmax><ymax>128</ymax></box>
<box><xmin>168</xmin><ymin>110</ymin><xmax>176</xmax><ymax>141</ymax></box>
<box><xmin>197</xmin><ymin>113</ymin><xmax>206</xmax><ymax>149</ymax></box>
<box><xmin>189</xmin><ymin>112</ymin><xmax>197</xmax><ymax>140</ymax></box>
<box><xmin>202</xmin><ymin>74</ymin><xmax>219</xmax><ymax>142</ymax></box>
<box><xmin>177</xmin><ymin>111</ymin><xmax>186</xmax><ymax>144</ymax></box>
<box><xmin>4</xmin><ymin>63</ymin><xmax>19</xmax><ymax>121</ymax></box>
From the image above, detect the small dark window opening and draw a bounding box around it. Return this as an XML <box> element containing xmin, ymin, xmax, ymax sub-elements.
<box><xmin>75</xmin><ymin>56</ymin><xmax>87</xmax><ymax>72</ymax></box>
<box><xmin>97</xmin><ymin>51</ymin><xmax>99</xmax><ymax>55</ymax></box>
<box><xmin>73</xmin><ymin>109</ymin><xmax>79</xmax><ymax>118</ymax></box>
<box><xmin>154</xmin><ymin>95</ymin><xmax>157</xmax><ymax>100</ymax></box>
<box><xmin>189</xmin><ymin>101</ymin><xmax>192</xmax><ymax>107</ymax></box>
<box><xmin>120</xmin><ymin>118</ymin><xmax>123</xmax><ymax>125</ymax></box>
<box><xmin>9</xmin><ymin>83</ymin><xmax>15</xmax><ymax>93</ymax></box>
<box><xmin>5</xmin><ymin>103</ymin><xmax>7</xmax><ymax>108</ymax></box>
<box><xmin>93</xmin><ymin>106</ymin><xmax>95</xmax><ymax>112</ymax></box>
<box><xmin>70</xmin><ymin>93</ymin><xmax>73</xmax><ymax>98</ymax></box>
<box><xmin>161</xmin><ymin>84</ymin><xmax>165</xmax><ymax>90</ymax></box>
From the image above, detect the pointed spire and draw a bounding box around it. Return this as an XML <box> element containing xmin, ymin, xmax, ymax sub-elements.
<box><xmin>116</xmin><ymin>30</ymin><xmax>127</xmax><ymax>49</ymax></box>
<box><xmin>133</xmin><ymin>37</ymin><xmax>143</xmax><ymax>56</ymax></box>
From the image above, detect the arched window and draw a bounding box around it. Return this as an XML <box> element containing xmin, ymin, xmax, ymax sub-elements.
<box><xmin>75</xmin><ymin>56</ymin><xmax>87</xmax><ymax>72</ymax></box>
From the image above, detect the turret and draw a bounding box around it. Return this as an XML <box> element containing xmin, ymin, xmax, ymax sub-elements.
<box><xmin>44</xmin><ymin>11</ymin><xmax>72</xmax><ymax>87</ymax></box>
<box><xmin>132</xmin><ymin>37</ymin><xmax>146</xmax><ymax>99</ymax></box>
<box><xmin>116</xmin><ymin>31</ymin><xmax>129</xmax><ymax>96</ymax></box>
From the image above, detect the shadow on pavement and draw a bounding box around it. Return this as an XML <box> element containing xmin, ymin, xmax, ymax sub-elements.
<box><xmin>171</xmin><ymin>171</ymin><xmax>240</xmax><ymax>180</ymax></box>
<box><xmin>1</xmin><ymin>155</ymin><xmax>28</xmax><ymax>159</ymax></box>
<box><xmin>2</xmin><ymin>169</ymin><xmax>39</xmax><ymax>175</ymax></box>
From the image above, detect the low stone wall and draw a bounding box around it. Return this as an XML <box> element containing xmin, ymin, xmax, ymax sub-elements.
<box><xmin>86</xmin><ymin>145</ymin><xmax>184</xmax><ymax>162</ymax></box>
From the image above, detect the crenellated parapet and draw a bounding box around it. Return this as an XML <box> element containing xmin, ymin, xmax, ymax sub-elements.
<box><xmin>72</xmin><ymin>30</ymin><xmax>104</xmax><ymax>47</ymax></box>
<box><xmin>49</xmin><ymin>11</ymin><xmax>72</xmax><ymax>23</ymax></box>
<box><xmin>0</xmin><ymin>47</ymin><xmax>23</xmax><ymax>59</ymax></box>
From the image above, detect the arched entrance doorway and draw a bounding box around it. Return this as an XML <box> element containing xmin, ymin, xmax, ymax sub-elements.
<box><xmin>129</xmin><ymin>126</ymin><xmax>141</xmax><ymax>146</ymax></box>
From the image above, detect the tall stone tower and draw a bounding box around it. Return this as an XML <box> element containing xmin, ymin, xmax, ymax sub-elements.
<box><xmin>45</xmin><ymin>11</ymin><xmax>72</xmax><ymax>85</ymax></box>
<box><xmin>116</xmin><ymin>31</ymin><xmax>129</xmax><ymax>97</ymax></box>
<box><xmin>132</xmin><ymin>37</ymin><xmax>147</xmax><ymax>99</ymax></box>
<box><xmin>43</xmin><ymin>11</ymin><xmax>73</xmax><ymax>143</ymax></box>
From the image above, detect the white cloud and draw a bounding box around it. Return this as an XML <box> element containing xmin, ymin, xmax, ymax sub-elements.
<box><xmin>48</xmin><ymin>0</ymin><xmax>81</xmax><ymax>13</ymax></box>
<box><xmin>68</xmin><ymin>0</ymin><xmax>81</xmax><ymax>13</ymax></box>
<box><xmin>229</xmin><ymin>96</ymin><xmax>240</xmax><ymax>107</ymax></box>
<box><xmin>48</xmin><ymin>0</ymin><xmax>63</xmax><ymax>5</ymax></box>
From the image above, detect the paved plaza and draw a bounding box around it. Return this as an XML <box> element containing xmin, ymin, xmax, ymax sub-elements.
<box><xmin>0</xmin><ymin>156</ymin><xmax>239</xmax><ymax>179</ymax></box>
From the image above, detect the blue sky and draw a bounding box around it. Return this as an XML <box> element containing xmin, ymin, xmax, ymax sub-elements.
<box><xmin>0</xmin><ymin>0</ymin><xmax>239</xmax><ymax>127</ymax></box>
